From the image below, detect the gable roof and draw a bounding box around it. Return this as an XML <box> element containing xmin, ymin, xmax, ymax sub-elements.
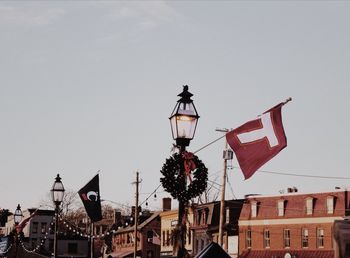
<box><xmin>115</xmin><ymin>212</ymin><xmax>160</xmax><ymax>234</ymax></box>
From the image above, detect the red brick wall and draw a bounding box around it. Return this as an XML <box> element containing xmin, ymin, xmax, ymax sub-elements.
<box><xmin>239</xmin><ymin>223</ymin><xmax>333</xmax><ymax>251</ymax></box>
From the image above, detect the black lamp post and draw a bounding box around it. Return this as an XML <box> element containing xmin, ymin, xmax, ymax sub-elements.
<box><xmin>169</xmin><ymin>85</ymin><xmax>199</xmax><ymax>258</ymax></box>
<box><xmin>51</xmin><ymin>174</ymin><xmax>65</xmax><ymax>258</ymax></box>
<box><xmin>13</xmin><ymin>204</ymin><xmax>22</xmax><ymax>258</ymax></box>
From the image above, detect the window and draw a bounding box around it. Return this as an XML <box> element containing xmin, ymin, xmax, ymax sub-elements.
<box><xmin>147</xmin><ymin>230</ymin><xmax>153</xmax><ymax>240</ymax></box>
<box><xmin>68</xmin><ymin>243</ymin><xmax>78</xmax><ymax>254</ymax></box>
<box><xmin>31</xmin><ymin>238</ymin><xmax>37</xmax><ymax>249</ymax></box>
<box><xmin>166</xmin><ymin>230</ymin><xmax>170</xmax><ymax>246</ymax></box>
<box><xmin>317</xmin><ymin>228</ymin><xmax>324</xmax><ymax>248</ymax></box>
<box><xmin>32</xmin><ymin>222</ymin><xmax>38</xmax><ymax>234</ymax></box>
<box><xmin>302</xmin><ymin>228</ymin><xmax>309</xmax><ymax>248</ymax></box>
<box><xmin>263</xmin><ymin>229</ymin><xmax>270</xmax><ymax>248</ymax></box>
<box><xmin>162</xmin><ymin>231</ymin><xmax>165</xmax><ymax>246</ymax></box>
<box><xmin>41</xmin><ymin>222</ymin><xmax>47</xmax><ymax>234</ymax></box>
<box><xmin>278</xmin><ymin>200</ymin><xmax>285</xmax><ymax>216</ymax></box>
<box><xmin>202</xmin><ymin>209</ymin><xmax>209</xmax><ymax>224</ymax></box>
<box><xmin>251</xmin><ymin>201</ymin><xmax>257</xmax><ymax>218</ymax></box>
<box><xmin>284</xmin><ymin>229</ymin><xmax>291</xmax><ymax>248</ymax></box>
<box><xmin>246</xmin><ymin>229</ymin><xmax>252</xmax><ymax>248</ymax></box>
<box><xmin>306</xmin><ymin>198</ymin><xmax>313</xmax><ymax>215</ymax></box>
<box><xmin>226</xmin><ymin>207</ymin><xmax>230</xmax><ymax>224</ymax></box>
<box><xmin>49</xmin><ymin>239</ymin><xmax>54</xmax><ymax>252</ymax></box>
<box><xmin>188</xmin><ymin>228</ymin><xmax>191</xmax><ymax>245</ymax></box>
<box><xmin>327</xmin><ymin>196</ymin><xmax>334</xmax><ymax>214</ymax></box>
<box><xmin>147</xmin><ymin>250</ymin><xmax>154</xmax><ymax>258</ymax></box>
<box><xmin>197</xmin><ymin>211</ymin><xmax>202</xmax><ymax>225</ymax></box>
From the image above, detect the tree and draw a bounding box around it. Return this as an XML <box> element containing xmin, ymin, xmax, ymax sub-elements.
<box><xmin>40</xmin><ymin>188</ymin><xmax>82</xmax><ymax>215</ymax></box>
<box><xmin>0</xmin><ymin>209</ymin><xmax>9</xmax><ymax>227</ymax></box>
<box><xmin>196</xmin><ymin>176</ymin><xmax>220</xmax><ymax>204</ymax></box>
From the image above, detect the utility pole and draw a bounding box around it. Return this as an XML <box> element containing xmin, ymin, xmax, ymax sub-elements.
<box><xmin>133</xmin><ymin>171</ymin><xmax>140</xmax><ymax>258</ymax></box>
<box><xmin>216</xmin><ymin>128</ymin><xmax>233</xmax><ymax>251</ymax></box>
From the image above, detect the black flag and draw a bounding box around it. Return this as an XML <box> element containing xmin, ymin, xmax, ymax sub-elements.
<box><xmin>78</xmin><ymin>174</ymin><xmax>102</xmax><ymax>222</ymax></box>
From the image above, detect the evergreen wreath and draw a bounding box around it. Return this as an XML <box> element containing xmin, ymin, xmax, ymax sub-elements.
<box><xmin>160</xmin><ymin>151</ymin><xmax>208</xmax><ymax>203</ymax></box>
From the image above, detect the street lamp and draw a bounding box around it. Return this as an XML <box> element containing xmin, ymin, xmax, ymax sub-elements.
<box><xmin>169</xmin><ymin>85</ymin><xmax>199</xmax><ymax>258</ymax></box>
<box><xmin>51</xmin><ymin>174</ymin><xmax>65</xmax><ymax>258</ymax></box>
<box><xmin>13</xmin><ymin>204</ymin><xmax>22</xmax><ymax>258</ymax></box>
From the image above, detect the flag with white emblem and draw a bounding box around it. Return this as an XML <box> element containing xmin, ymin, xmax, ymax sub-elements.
<box><xmin>78</xmin><ymin>174</ymin><xmax>102</xmax><ymax>222</ymax></box>
<box><xmin>226</xmin><ymin>101</ymin><xmax>288</xmax><ymax>180</ymax></box>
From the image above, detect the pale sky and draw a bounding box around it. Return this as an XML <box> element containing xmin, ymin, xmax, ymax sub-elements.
<box><xmin>1</xmin><ymin>0</ymin><xmax>350</xmax><ymax>212</ymax></box>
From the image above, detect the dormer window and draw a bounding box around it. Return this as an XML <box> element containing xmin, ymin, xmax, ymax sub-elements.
<box><xmin>251</xmin><ymin>201</ymin><xmax>258</xmax><ymax>218</ymax></box>
<box><xmin>306</xmin><ymin>197</ymin><xmax>314</xmax><ymax>215</ymax></box>
<box><xmin>327</xmin><ymin>196</ymin><xmax>335</xmax><ymax>214</ymax></box>
<box><xmin>278</xmin><ymin>200</ymin><xmax>285</xmax><ymax>216</ymax></box>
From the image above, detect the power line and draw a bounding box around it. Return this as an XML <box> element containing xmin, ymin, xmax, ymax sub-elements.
<box><xmin>141</xmin><ymin>131</ymin><xmax>350</xmax><ymax>206</ymax></box>
<box><xmin>226</xmin><ymin>172</ymin><xmax>237</xmax><ymax>199</ymax></box>
<box><xmin>237</xmin><ymin>167</ymin><xmax>350</xmax><ymax>180</ymax></box>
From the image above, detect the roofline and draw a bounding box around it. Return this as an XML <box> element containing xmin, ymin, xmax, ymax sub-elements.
<box><xmin>245</xmin><ymin>189</ymin><xmax>348</xmax><ymax>199</ymax></box>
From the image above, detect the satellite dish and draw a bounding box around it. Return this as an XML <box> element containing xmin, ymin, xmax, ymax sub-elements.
<box><xmin>284</xmin><ymin>253</ymin><xmax>292</xmax><ymax>258</ymax></box>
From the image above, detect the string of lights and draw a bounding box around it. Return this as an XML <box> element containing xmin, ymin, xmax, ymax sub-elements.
<box><xmin>17</xmin><ymin>215</ymin><xmax>55</xmax><ymax>254</ymax></box>
<box><xmin>57</xmin><ymin>214</ymin><xmax>122</xmax><ymax>239</ymax></box>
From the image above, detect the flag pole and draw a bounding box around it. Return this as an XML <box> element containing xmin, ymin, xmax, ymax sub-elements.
<box><xmin>283</xmin><ymin>97</ymin><xmax>292</xmax><ymax>105</ymax></box>
<box><xmin>133</xmin><ymin>171</ymin><xmax>140</xmax><ymax>258</ymax></box>
<box><xmin>90</xmin><ymin>222</ymin><xmax>94</xmax><ymax>258</ymax></box>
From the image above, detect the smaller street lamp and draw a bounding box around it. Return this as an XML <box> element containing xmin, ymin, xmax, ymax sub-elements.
<box><xmin>13</xmin><ymin>204</ymin><xmax>22</xmax><ymax>258</ymax></box>
<box><xmin>169</xmin><ymin>85</ymin><xmax>199</xmax><ymax>149</ymax></box>
<box><xmin>14</xmin><ymin>204</ymin><xmax>23</xmax><ymax>225</ymax></box>
<box><xmin>51</xmin><ymin>174</ymin><xmax>65</xmax><ymax>258</ymax></box>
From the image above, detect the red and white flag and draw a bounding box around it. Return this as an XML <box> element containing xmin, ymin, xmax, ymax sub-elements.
<box><xmin>16</xmin><ymin>209</ymin><xmax>38</xmax><ymax>234</ymax></box>
<box><xmin>226</xmin><ymin>102</ymin><xmax>288</xmax><ymax>180</ymax></box>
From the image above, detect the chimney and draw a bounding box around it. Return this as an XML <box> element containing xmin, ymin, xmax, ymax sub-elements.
<box><xmin>114</xmin><ymin>211</ymin><xmax>121</xmax><ymax>224</ymax></box>
<box><xmin>162</xmin><ymin>198</ymin><xmax>171</xmax><ymax>211</ymax></box>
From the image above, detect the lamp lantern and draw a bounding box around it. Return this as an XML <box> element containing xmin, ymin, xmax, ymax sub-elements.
<box><xmin>169</xmin><ymin>85</ymin><xmax>199</xmax><ymax>148</ymax></box>
<box><xmin>51</xmin><ymin>174</ymin><xmax>65</xmax><ymax>258</ymax></box>
<box><xmin>51</xmin><ymin>174</ymin><xmax>65</xmax><ymax>206</ymax></box>
<box><xmin>14</xmin><ymin>204</ymin><xmax>22</xmax><ymax>225</ymax></box>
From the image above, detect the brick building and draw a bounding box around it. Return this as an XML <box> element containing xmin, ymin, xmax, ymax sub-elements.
<box><xmin>108</xmin><ymin>211</ymin><xmax>161</xmax><ymax>258</ymax></box>
<box><xmin>238</xmin><ymin>189</ymin><xmax>350</xmax><ymax>258</ymax></box>
<box><xmin>191</xmin><ymin>199</ymin><xmax>243</xmax><ymax>257</ymax></box>
<box><xmin>159</xmin><ymin>205</ymin><xmax>194</xmax><ymax>257</ymax></box>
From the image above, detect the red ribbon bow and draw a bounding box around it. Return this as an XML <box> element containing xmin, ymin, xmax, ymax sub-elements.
<box><xmin>182</xmin><ymin>151</ymin><xmax>197</xmax><ymax>183</ymax></box>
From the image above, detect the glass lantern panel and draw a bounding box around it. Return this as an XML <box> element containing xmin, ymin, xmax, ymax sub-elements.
<box><xmin>176</xmin><ymin>116</ymin><xmax>197</xmax><ymax>139</ymax></box>
<box><xmin>170</xmin><ymin>116</ymin><xmax>178</xmax><ymax>139</ymax></box>
<box><xmin>14</xmin><ymin>211</ymin><xmax>22</xmax><ymax>224</ymax></box>
<box><xmin>52</xmin><ymin>190</ymin><xmax>64</xmax><ymax>203</ymax></box>
<box><xmin>177</xmin><ymin>103</ymin><xmax>197</xmax><ymax>116</ymax></box>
